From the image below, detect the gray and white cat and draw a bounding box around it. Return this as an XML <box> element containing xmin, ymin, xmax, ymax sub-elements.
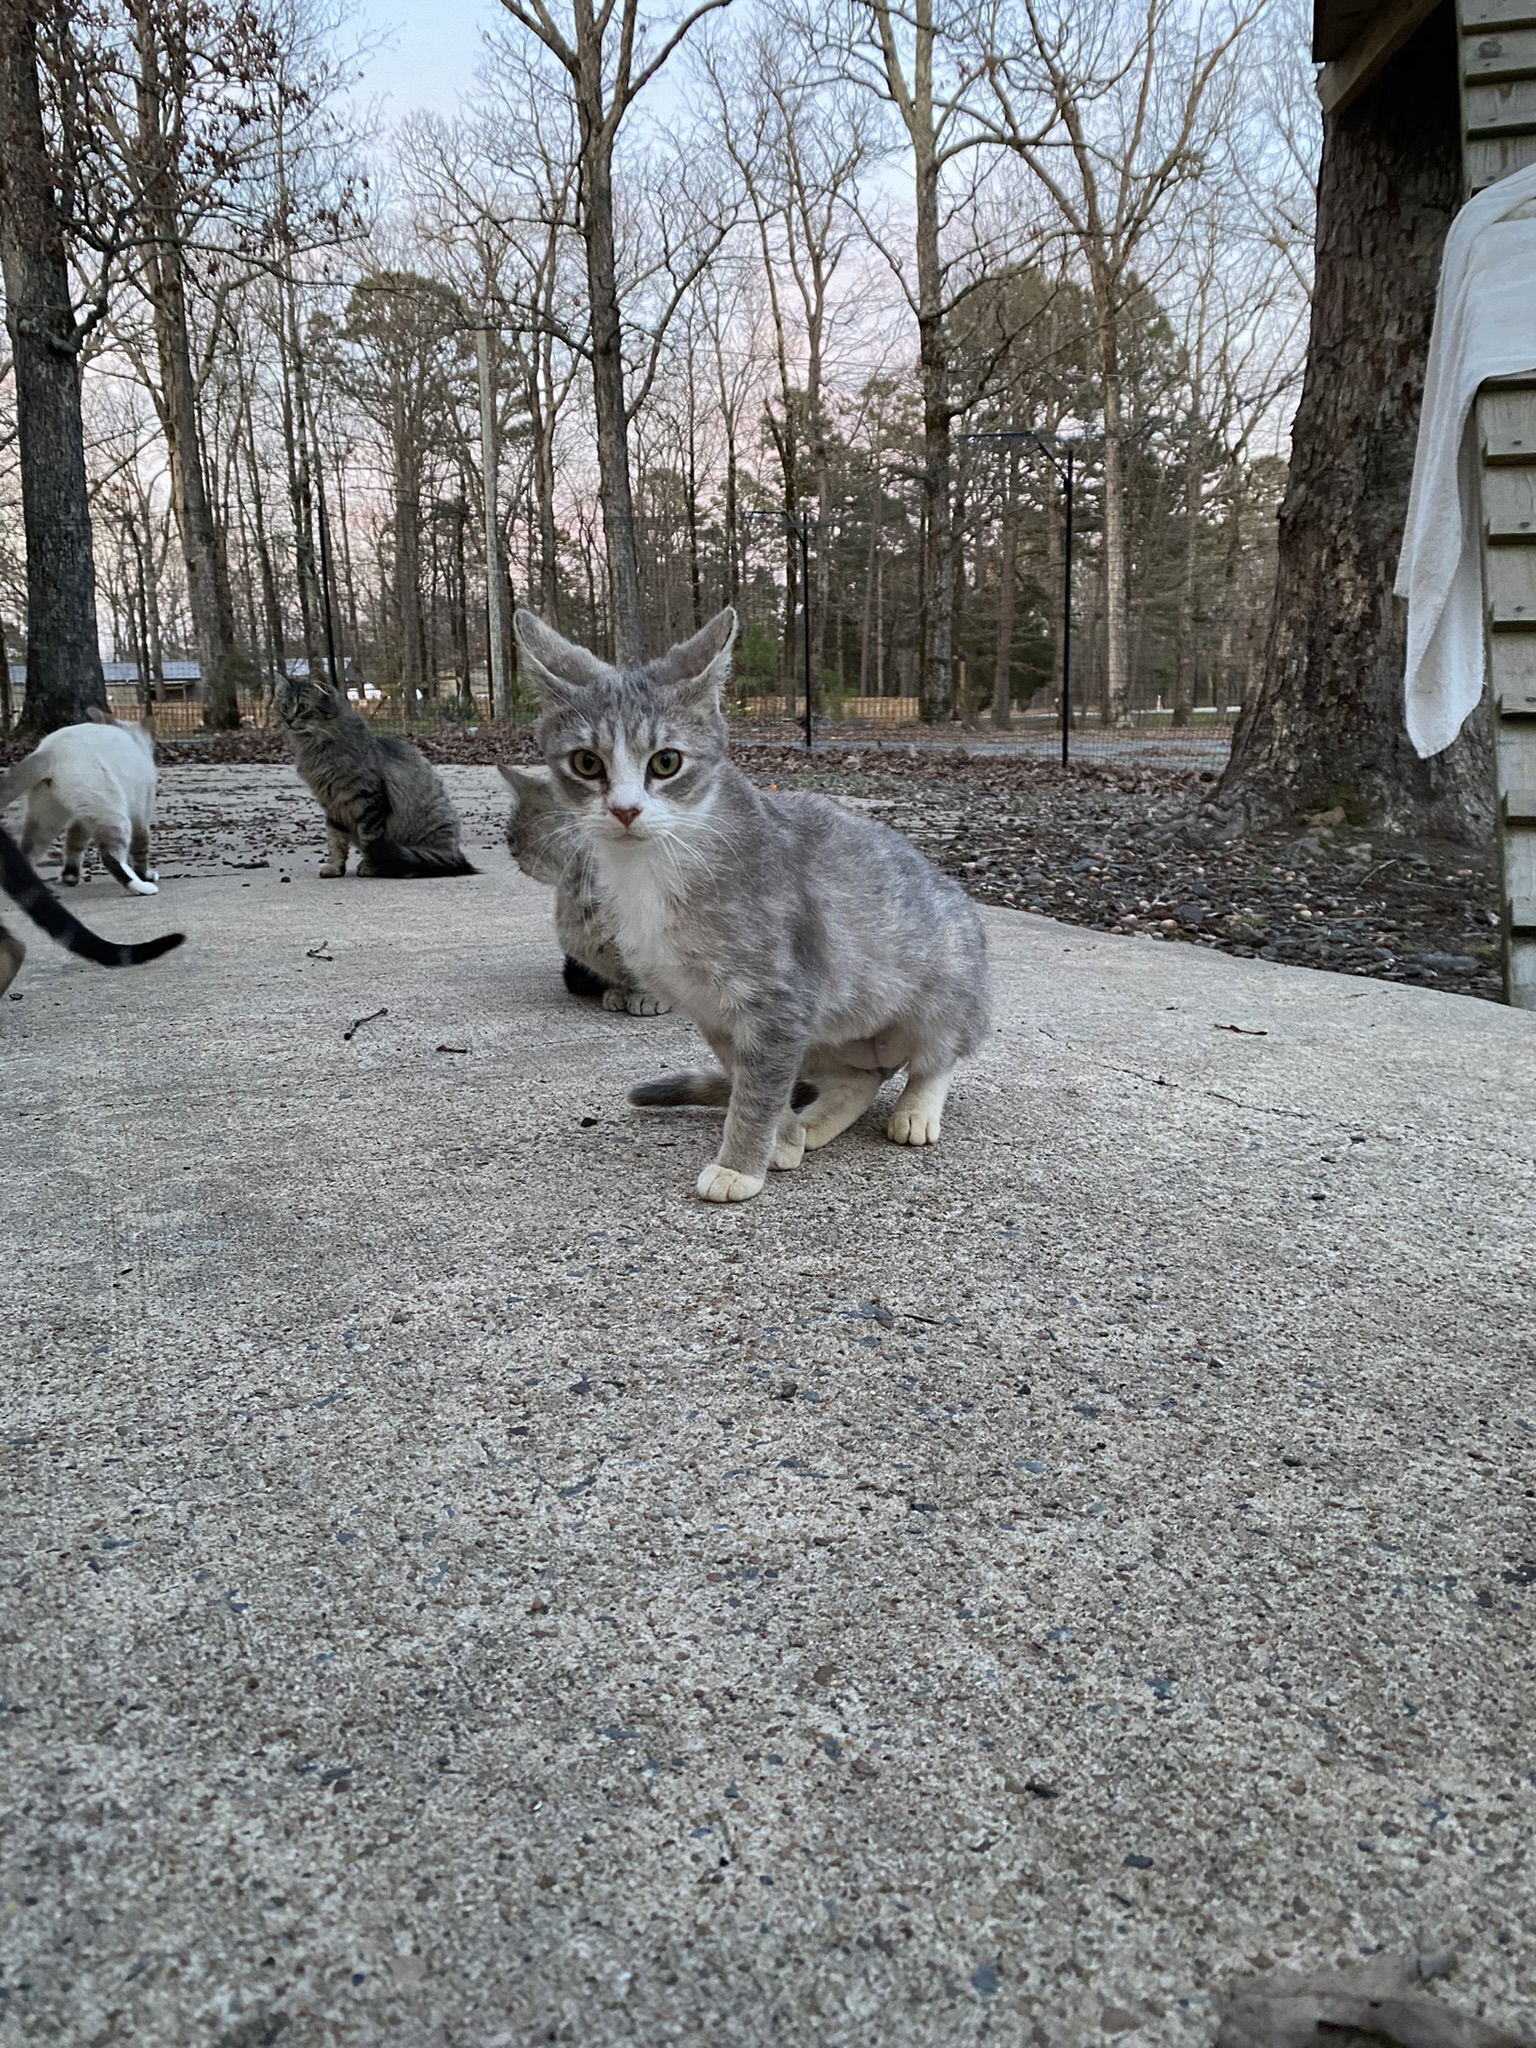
<box><xmin>514</xmin><ymin>607</ymin><xmax>990</xmax><ymax>1203</ymax></box>
<box><xmin>500</xmin><ymin>763</ymin><xmax>669</xmax><ymax>1016</ymax></box>
<box><xmin>278</xmin><ymin>677</ymin><xmax>477</xmax><ymax>878</ymax></box>
<box><xmin>0</xmin><ymin>715</ymin><xmax>162</xmax><ymax>893</ymax></box>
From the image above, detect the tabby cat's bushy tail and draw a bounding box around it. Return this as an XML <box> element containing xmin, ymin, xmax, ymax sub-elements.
<box><xmin>363</xmin><ymin>839</ymin><xmax>479</xmax><ymax>879</ymax></box>
<box><xmin>0</xmin><ymin>825</ymin><xmax>184</xmax><ymax>976</ymax></box>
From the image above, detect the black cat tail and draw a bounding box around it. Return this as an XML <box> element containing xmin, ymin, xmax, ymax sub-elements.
<box><xmin>362</xmin><ymin>839</ymin><xmax>479</xmax><ymax>878</ymax></box>
<box><xmin>0</xmin><ymin>825</ymin><xmax>185</xmax><ymax>969</ymax></box>
<box><xmin>562</xmin><ymin>955</ymin><xmax>610</xmax><ymax>1001</ymax></box>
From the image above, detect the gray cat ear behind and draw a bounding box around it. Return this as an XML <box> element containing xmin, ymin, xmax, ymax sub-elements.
<box><xmin>497</xmin><ymin>763</ymin><xmax>549</xmax><ymax>799</ymax></box>
<box><xmin>649</xmin><ymin>607</ymin><xmax>738</xmax><ymax>702</ymax></box>
<box><xmin>513</xmin><ymin>610</ymin><xmax>611</xmax><ymax>701</ymax></box>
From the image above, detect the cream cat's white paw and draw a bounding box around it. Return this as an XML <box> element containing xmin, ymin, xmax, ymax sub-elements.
<box><xmin>802</xmin><ymin>1071</ymin><xmax>882</xmax><ymax>1150</ymax></box>
<box><xmin>319</xmin><ymin>862</ymin><xmax>346</xmax><ymax>878</ymax></box>
<box><xmin>126</xmin><ymin>877</ymin><xmax>158</xmax><ymax>896</ymax></box>
<box><xmin>696</xmin><ymin>1163</ymin><xmax>764</xmax><ymax>1202</ymax></box>
<box><xmin>770</xmin><ymin>1124</ymin><xmax>805</xmax><ymax>1171</ymax></box>
<box><xmin>887</xmin><ymin>1109</ymin><xmax>942</xmax><ymax>1146</ymax></box>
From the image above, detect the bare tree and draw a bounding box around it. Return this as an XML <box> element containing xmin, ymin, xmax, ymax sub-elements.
<box><xmin>974</xmin><ymin>0</ymin><xmax>1260</xmax><ymax>725</ymax></box>
<box><xmin>0</xmin><ymin>1</ymin><xmax>108</xmax><ymax>735</ymax></box>
<box><xmin>492</xmin><ymin>0</ymin><xmax>735</xmax><ymax>662</ymax></box>
<box><xmin>1220</xmin><ymin>12</ymin><xmax>1491</xmax><ymax>839</ymax></box>
<box><xmin>703</xmin><ymin>32</ymin><xmax>875</xmax><ymax>689</ymax></box>
<box><xmin>827</xmin><ymin>0</ymin><xmax>978</xmax><ymax>722</ymax></box>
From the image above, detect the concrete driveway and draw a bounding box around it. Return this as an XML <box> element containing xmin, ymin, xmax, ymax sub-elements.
<box><xmin>2</xmin><ymin>823</ymin><xmax>1532</xmax><ymax>2047</ymax></box>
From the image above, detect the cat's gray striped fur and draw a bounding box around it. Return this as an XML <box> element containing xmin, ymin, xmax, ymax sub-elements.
<box><xmin>514</xmin><ymin>606</ymin><xmax>990</xmax><ymax>1203</ymax></box>
<box><xmin>500</xmin><ymin>765</ymin><xmax>669</xmax><ymax>1015</ymax></box>
<box><xmin>278</xmin><ymin>677</ymin><xmax>476</xmax><ymax>878</ymax></box>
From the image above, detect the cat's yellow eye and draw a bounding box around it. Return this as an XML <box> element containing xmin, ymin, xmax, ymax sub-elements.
<box><xmin>649</xmin><ymin>749</ymin><xmax>682</xmax><ymax>779</ymax></box>
<box><xmin>569</xmin><ymin>748</ymin><xmax>605</xmax><ymax>780</ymax></box>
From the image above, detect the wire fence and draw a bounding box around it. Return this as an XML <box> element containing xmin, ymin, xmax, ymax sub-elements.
<box><xmin>94</xmin><ymin>677</ymin><xmax>1237</xmax><ymax>773</ymax></box>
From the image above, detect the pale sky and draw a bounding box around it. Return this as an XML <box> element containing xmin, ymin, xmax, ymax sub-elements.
<box><xmin>346</xmin><ymin>0</ymin><xmax>510</xmax><ymax>124</ymax></box>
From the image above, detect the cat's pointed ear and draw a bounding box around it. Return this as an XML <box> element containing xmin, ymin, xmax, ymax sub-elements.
<box><xmin>514</xmin><ymin>610</ymin><xmax>610</xmax><ymax>703</ymax></box>
<box><xmin>649</xmin><ymin>607</ymin><xmax>737</xmax><ymax>704</ymax></box>
<box><xmin>498</xmin><ymin>763</ymin><xmax>548</xmax><ymax>804</ymax></box>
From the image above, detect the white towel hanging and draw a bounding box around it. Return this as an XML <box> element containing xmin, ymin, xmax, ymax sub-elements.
<box><xmin>1397</xmin><ymin>161</ymin><xmax>1536</xmax><ymax>759</ymax></box>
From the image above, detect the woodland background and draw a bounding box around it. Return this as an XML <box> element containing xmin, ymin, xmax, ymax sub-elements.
<box><xmin>0</xmin><ymin>0</ymin><xmax>1318</xmax><ymax>737</ymax></box>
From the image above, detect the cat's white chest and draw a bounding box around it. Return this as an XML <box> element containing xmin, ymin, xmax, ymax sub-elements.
<box><xmin>595</xmin><ymin>847</ymin><xmax>682</xmax><ymax>981</ymax></box>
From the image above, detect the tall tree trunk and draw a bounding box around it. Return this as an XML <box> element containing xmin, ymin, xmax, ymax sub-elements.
<box><xmin>1172</xmin><ymin>435</ymin><xmax>1202</xmax><ymax>728</ymax></box>
<box><xmin>274</xmin><ymin>109</ymin><xmax>325</xmax><ymax>681</ymax></box>
<box><xmin>580</xmin><ymin>112</ymin><xmax>642</xmax><ymax>663</ymax></box>
<box><xmin>151</xmin><ymin>262</ymin><xmax>238</xmax><ymax>728</ymax></box>
<box><xmin>392</xmin><ymin>397</ymin><xmax>426</xmax><ymax>699</ymax></box>
<box><xmin>128</xmin><ymin>510</ymin><xmax>153</xmax><ymax>711</ymax></box>
<box><xmin>992</xmin><ymin>452</ymin><xmax>1018</xmax><ymax>730</ymax></box>
<box><xmin>532</xmin><ymin>363</ymin><xmax>561</xmax><ymax>622</ymax></box>
<box><xmin>131</xmin><ymin>8</ymin><xmax>238</xmax><ymax>731</ymax></box>
<box><xmin>0</xmin><ymin>5</ymin><xmax>107</xmax><ymax>737</ymax></box>
<box><xmin>242</xmin><ymin>405</ymin><xmax>286</xmax><ymax>694</ymax></box>
<box><xmin>861</xmin><ymin>467</ymin><xmax>882</xmax><ymax>697</ymax></box>
<box><xmin>723</xmin><ymin>417</ymin><xmax>740</xmax><ymax>609</ymax></box>
<box><xmin>911</xmin><ymin>0</ymin><xmax>952</xmax><ymax>723</ymax></box>
<box><xmin>1099</xmin><ymin>331</ymin><xmax>1131</xmax><ymax>728</ymax></box>
<box><xmin>951</xmin><ymin>463</ymin><xmax>970</xmax><ymax>719</ymax></box>
<box><xmin>451</xmin><ymin>498</ymin><xmax>470</xmax><ymax>694</ymax></box>
<box><xmin>1221</xmin><ymin>7</ymin><xmax>1490</xmax><ymax>839</ymax></box>
<box><xmin>276</xmin><ymin>299</ymin><xmax>323</xmax><ymax>678</ymax></box>
<box><xmin>685</xmin><ymin>374</ymin><xmax>703</xmax><ymax>631</ymax></box>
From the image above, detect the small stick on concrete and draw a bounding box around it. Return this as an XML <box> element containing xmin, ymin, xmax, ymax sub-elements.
<box><xmin>343</xmin><ymin>1006</ymin><xmax>388</xmax><ymax>1041</ymax></box>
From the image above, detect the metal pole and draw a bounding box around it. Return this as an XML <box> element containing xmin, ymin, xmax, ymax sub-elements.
<box><xmin>1060</xmin><ymin>443</ymin><xmax>1074</xmax><ymax>770</ymax></box>
<box><xmin>476</xmin><ymin>321</ymin><xmax>508</xmax><ymax>721</ymax></box>
<box><xmin>800</xmin><ymin>516</ymin><xmax>813</xmax><ymax>751</ymax></box>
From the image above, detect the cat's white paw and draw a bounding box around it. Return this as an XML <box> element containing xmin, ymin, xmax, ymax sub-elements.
<box><xmin>771</xmin><ymin>1124</ymin><xmax>806</xmax><ymax>1171</ymax></box>
<box><xmin>319</xmin><ymin>862</ymin><xmax>346</xmax><ymax>878</ymax></box>
<box><xmin>144</xmin><ymin>868</ymin><xmax>159</xmax><ymax>883</ymax></box>
<box><xmin>887</xmin><ymin>1109</ymin><xmax>942</xmax><ymax>1146</ymax></box>
<box><xmin>126</xmin><ymin>877</ymin><xmax>158</xmax><ymax>896</ymax></box>
<box><xmin>60</xmin><ymin>869</ymin><xmax>81</xmax><ymax>887</ymax></box>
<box><xmin>696</xmin><ymin>1163</ymin><xmax>765</xmax><ymax>1203</ymax></box>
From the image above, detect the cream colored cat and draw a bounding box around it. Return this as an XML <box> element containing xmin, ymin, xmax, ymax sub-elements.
<box><xmin>0</xmin><ymin>716</ymin><xmax>162</xmax><ymax>894</ymax></box>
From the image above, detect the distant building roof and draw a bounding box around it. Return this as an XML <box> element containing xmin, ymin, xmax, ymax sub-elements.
<box><xmin>7</xmin><ymin>657</ymin><xmax>350</xmax><ymax>686</ymax></box>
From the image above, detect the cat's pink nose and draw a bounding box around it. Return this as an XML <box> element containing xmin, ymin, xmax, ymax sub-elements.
<box><xmin>609</xmin><ymin>803</ymin><xmax>641</xmax><ymax>829</ymax></box>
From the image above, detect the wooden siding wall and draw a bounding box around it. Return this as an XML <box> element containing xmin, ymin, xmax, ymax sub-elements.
<box><xmin>1460</xmin><ymin>0</ymin><xmax>1536</xmax><ymax>1001</ymax></box>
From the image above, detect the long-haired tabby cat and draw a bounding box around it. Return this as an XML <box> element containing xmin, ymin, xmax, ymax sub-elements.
<box><xmin>278</xmin><ymin>677</ymin><xmax>477</xmax><ymax>878</ymax></box>
<box><xmin>513</xmin><ymin>607</ymin><xmax>990</xmax><ymax>1203</ymax></box>
<box><xmin>0</xmin><ymin>825</ymin><xmax>183</xmax><ymax>997</ymax></box>
<box><xmin>500</xmin><ymin>763</ymin><xmax>669</xmax><ymax>1015</ymax></box>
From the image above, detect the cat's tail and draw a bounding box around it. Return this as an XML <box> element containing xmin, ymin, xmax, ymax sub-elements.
<box><xmin>629</xmin><ymin>1070</ymin><xmax>819</xmax><ymax>1111</ymax></box>
<box><xmin>362</xmin><ymin>839</ymin><xmax>479</xmax><ymax>879</ymax></box>
<box><xmin>0</xmin><ymin>751</ymin><xmax>47</xmax><ymax>812</ymax></box>
<box><xmin>0</xmin><ymin>826</ymin><xmax>184</xmax><ymax>972</ymax></box>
